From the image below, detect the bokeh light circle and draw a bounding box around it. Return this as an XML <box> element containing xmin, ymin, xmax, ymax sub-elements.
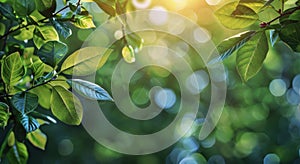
<box><xmin>75</xmin><ymin>9</ymin><xmax>226</xmax><ymax>155</ymax></box>
<box><xmin>269</xmin><ymin>79</ymin><xmax>287</xmax><ymax>97</ymax></box>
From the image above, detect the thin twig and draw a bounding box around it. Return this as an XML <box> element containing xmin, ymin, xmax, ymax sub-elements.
<box><xmin>265</xmin><ymin>5</ymin><xmax>300</xmax><ymax>26</ymax></box>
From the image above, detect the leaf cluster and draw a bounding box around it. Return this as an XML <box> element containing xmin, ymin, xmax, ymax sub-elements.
<box><xmin>214</xmin><ymin>0</ymin><xmax>300</xmax><ymax>81</ymax></box>
<box><xmin>0</xmin><ymin>0</ymin><xmax>126</xmax><ymax>163</ymax></box>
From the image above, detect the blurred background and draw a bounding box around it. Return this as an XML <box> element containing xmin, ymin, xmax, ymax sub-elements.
<box><xmin>28</xmin><ymin>0</ymin><xmax>300</xmax><ymax>163</ymax></box>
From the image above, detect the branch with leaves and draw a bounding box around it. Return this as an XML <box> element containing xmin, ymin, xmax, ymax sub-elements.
<box><xmin>213</xmin><ymin>0</ymin><xmax>300</xmax><ymax>81</ymax></box>
<box><xmin>0</xmin><ymin>0</ymin><xmax>136</xmax><ymax>163</ymax></box>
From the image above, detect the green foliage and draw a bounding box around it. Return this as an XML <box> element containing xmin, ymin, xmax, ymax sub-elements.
<box><xmin>11</xmin><ymin>92</ymin><xmax>38</xmax><ymax>114</ymax></box>
<box><xmin>279</xmin><ymin>22</ymin><xmax>300</xmax><ymax>52</ymax></box>
<box><xmin>214</xmin><ymin>0</ymin><xmax>300</xmax><ymax>81</ymax></box>
<box><xmin>7</xmin><ymin>141</ymin><xmax>28</xmax><ymax>164</ymax></box>
<box><xmin>122</xmin><ymin>45</ymin><xmax>135</xmax><ymax>63</ymax></box>
<box><xmin>13</xmin><ymin>0</ymin><xmax>35</xmax><ymax>17</ymax></box>
<box><xmin>1</xmin><ymin>52</ymin><xmax>24</xmax><ymax>88</ymax></box>
<box><xmin>0</xmin><ymin>102</ymin><xmax>10</xmax><ymax>128</ymax></box>
<box><xmin>236</xmin><ymin>31</ymin><xmax>268</xmax><ymax>81</ymax></box>
<box><xmin>60</xmin><ymin>47</ymin><xmax>113</xmax><ymax>76</ymax></box>
<box><xmin>33</xmin><ymin>26</ymin><xmax>59</xmax><ymax>49</ymax></box>
<box><xmin>215</xmin><ymin>1</ymin><xmax>258</xmax><ymax>29</ymax></box>
<box><xmin>35</xmin><ymin>0</ymin><xmax>56</xmax><ymax>17</ymax></box>
<box><xmin>27</xmin><ymin>129</ymin><xmax>47</xmax><ymax>150</ymax></box>
<box><xmin>37</xmin><ymin>41</ymin><xmax>68</xmax><ymax>67</ymax></box>
<box><xmin>51</xmin><ymin>86</ymin><xmax>83</xmax><ymax>125</ymax></box>
<box><xmin>213</xmin><ymin>31</ymin><xmax>255</xmax><ymax>62</ymax></box>
<box><xmin>0</xmin><ymin>0</ymin><xmax>120</xmax><ymax>162</ymax></box>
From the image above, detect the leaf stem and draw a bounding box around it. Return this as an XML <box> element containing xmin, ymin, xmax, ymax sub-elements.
<box><xmin>25</xmin><ymin>78</ymin><xmax>53</xmax><ymax>92</ymax></box>
<box><xmin>264</xmin><ymin>6</ymin><xmax>300</xmax><ymax>26</ymax></box>
<box><xmin>281</xmin><ymin>0</ymin><xmax>284</xmax><ymax>14</ymax></box>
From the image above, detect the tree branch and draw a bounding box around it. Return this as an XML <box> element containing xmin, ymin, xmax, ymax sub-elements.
<box><xmin>262</xmin><ymin>5</ymin><xmax>300</xmax><ymax>27</ymax></box>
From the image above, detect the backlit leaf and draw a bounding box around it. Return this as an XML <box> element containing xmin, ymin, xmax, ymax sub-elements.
<box><xmin>122</xmin><ymin>45</ymin><xmax>135</xmax><ymax>63</ymax></box>
<box><xmin>27</xmin><ymin>129</ymin><xmax>47</xmax><ymax>150</ymax></box>
<box><xmin>72</xmin><ymin>15</ymin><xmax>96</xmax><ymax>29</ymax></box>
<box><xmin>1</xmin><ymin>52</ymin><xmax>24</xmax><ymax>86</ymax></box>
<box><xmin>239</xmin><ymin>0</ymin><xmax>265</xmax><ymax>13</ymax></box>
<box><xmin>33</xmin><ymin>26</ymin><xmax>59</xmax><ymax>49</ymax></box>
<box><xmin>51</xmin><ymin>86</ymin><xmax>83</xmax><ymax>125</ymax></box>
<box><xmin>60</xmin><ymin>47</ymin><xmax>113</xmax><ymax>76</ymax></box>
<box><xmin>13</xmin><ymin>25</ymin><xmax>35</xmax><ymax>41</ymax></box>
<box><xmin>30</xmin><ymin>56</ymin><xmax>45</xmax><ymax>80</ymax></box>
<box><xmin>215</xmin><ymin>2</ymin><xmax>258</xmax><ymax>29</ymax></box>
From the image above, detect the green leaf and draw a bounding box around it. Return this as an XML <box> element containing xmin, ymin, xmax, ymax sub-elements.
<box><xmin>35</xmin><ymin>0</ymin><xmax>56</xmax><ymax>17</ymax></box>
<box><xmin>125</xmin><ymin>32</ymin><xmax>144</xmax><ymax>53</ymax></box>
<box><xmin>269</xmin><ymin>29</ymin><xmax>279</xmax><ymax>47</ymax></box>
<box><xmin>239</xmin><ymin>0</ymin><xmax>265</xmax><ymax>13</ymax></box>
<box><xmin>11</xmin><ymin>92</ymin><xmax>39</xmax><ymax>114</ymax></box>
<box><xmin>49</xmin><ymin>76</ymin><xmax>70</xmax><ymax>89</ymax></box>
<box><xmin>27</xmin><ymin>129</ymin><xmax>47</xmax><ymax>150</ymax></box>
<box><xmin>211</xmin><ymin>31</ymin><xmax>255</xmax><ymax>63</ymax></box>
<box><xmin>8</xmin><ymin>132</ymin><xmax>15</xmax><ymax>147</ymax></box>
<box><xmin>30</xmin><ymin>85</ymin><xmax>51</xmax><ymax>109</ymax></box>
<box><xmin>0</xmin><ymin>2</ymin><xmax>16</xmax><ymax>20</ymax></box>
<box><xmin>236</xmin><ymin>31</ymin><xmax>268</xmax><ymax>81</ymax></box>
<box><xmin>93</xmin><ymin>0</ymin><xmax>116</xmax><ymax>16</ymax></box>
<box><xmin>72</xmin><ymin>15</ymin><xmax>96</xmax><ymax>29</ymax></box>
<box><xmin>7</xmin><ymin>142</ymin><xmax>28</xmax><ymax>164</ymax></box>
<box><xmin>0</xmin><ymin>22</ymin><xmax>5</xmax><ymax>36</ymax></box>
<box><xmin>51</xmin><ymin>86</ymin><xmax>83</xmax><ymax>125</ymax></box>
<box><xmin>215</xmin><ymin>2</ymin><xmax>258</xmax><ymax>29</ymax></box>
<box><xmin>60</xmin><ymin>47</ymin><xmax>113</xmax><ymax>76</ymax></box>
<box><xmin>122</xmin><ymin>45</ymin><xmax>135</xmax><ymax>63</ymax></box>
<box><xmin>289</xmin><ymin>10</ymin><xmax>300</xmax><ymax>21</ymax></box>
<box><xmin>279</xmin><ymin>22</ymin><xmax>300</xmax><ymax>52</ymax></box>
<box><xmin>13</xmin><ymin>0</ymin><xmax>35</xmax><ymax>17</ymax></box>
<box><xmin>0</xmin><ymin>102</ymin><xmax>10</xmax><ymax>127</ymax></box>
<box><xmin>37</xmin><ymin>41</ymin><xmax>68</xmax><ymax>67</ymax></box>
<box><xmin>17</xmin><ymin>114</ymin><xmax>40</xmax><ymax>132</ymax></box>
<box><xmin>50</xmin><ymin>18</ymin><xmax>72</xmax><ymax>39</ymax></box>
<box><xmin>33</xmin><ymin>26</ymin><xmax>59</xmax><ymax>49</ymax></box>
<box><xmin>13</xmin><ymin>25</ymin><xmax>35</xmax><ymax>41</ymax></box>
<box><xmin>68</xmin><ymin>79</ymin><xmax>113</xmax><ymax>101</ymax></box>
<box><xmin>1</xmin><ymin>52</ymin><xmax>24</xmax><ymax>86</ymax></box>
<box><xmin>263</xmin><ymin>0</ymin><xmax>274</xmax><ymax>7</ymax></box>
<box><xmin>30</xmin><ymin>56</ymin><xmax>45</xmax><ymax>80</ymax></box>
